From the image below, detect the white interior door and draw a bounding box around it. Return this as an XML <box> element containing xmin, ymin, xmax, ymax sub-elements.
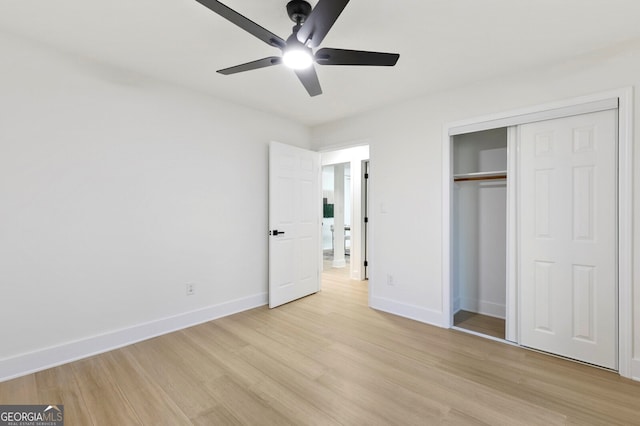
<box><xmin>518</xmin><ymin>109</ymin><xmax>617</xmax><ymax>369</ymax></box>
<box><xmin>269</xmin><ymin>141</ymin><xmax>320</xmax><ymax>308</ymax></box>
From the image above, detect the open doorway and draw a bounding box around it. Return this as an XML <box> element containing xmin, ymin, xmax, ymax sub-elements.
<box><xmin>320</xmin><ymin>145</ymin><xmax>369</xmax><ymax>282</ymax></box>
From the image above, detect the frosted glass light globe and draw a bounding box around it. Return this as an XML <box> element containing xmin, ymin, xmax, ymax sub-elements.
<box><xmin>283</xmin><ymin>49</ymin><xmax>313</xmax><ymax>70</ymax></box>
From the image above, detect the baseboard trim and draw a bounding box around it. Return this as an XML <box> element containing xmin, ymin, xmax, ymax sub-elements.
<box><xmin>460</xmin><ymin>298</ymin><xmax>506</xmax><ymax>319</ymax></box>
<box><xmin>0</xmin><ymin>292</ymin><xmax>267</xmax><ymax>382</ymax></box>
<box><xmin>632</xmin><ymin>358</ymin><xmax>640</xmax><ymax>382</ymax></box>
<box><xmin>371</xmin><ymin>296</ymin><xmax>445</xmax><ymax>327</ymax></box>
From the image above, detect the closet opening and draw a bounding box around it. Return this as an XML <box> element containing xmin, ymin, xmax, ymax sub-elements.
<box><xmin>443</xmin><ymin>89</ymin><xmax>633</xmax><ymax>377</ymax></box>
<box><xmin>452</xmin><ymin>127</ymin><xmax>508</xmax><ymax>340</ymax></box>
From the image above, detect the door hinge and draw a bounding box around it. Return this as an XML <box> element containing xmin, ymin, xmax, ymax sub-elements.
<box><xmin>364</xmin><ymin>217</ymin><xmax>369</xmax><ymax>223</ymax></box>
<box><xmin>364</xmin><ymin>173</ymin><xmax>369</xmax><ymax>179</ymax></box>
<box><xmin>364</xmin><ymin>260</ymin><xmax>368</xmax><ymax>267</ymax></box>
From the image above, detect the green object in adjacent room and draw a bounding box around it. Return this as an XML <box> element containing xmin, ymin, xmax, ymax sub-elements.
<box><xmin>323</xmin><ymin>204</ymin><xmax>334</xmax><ymax>218</ymax></box>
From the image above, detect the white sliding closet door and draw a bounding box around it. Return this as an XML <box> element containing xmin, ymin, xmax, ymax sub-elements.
<box><xmin>518</xmin><ymin>109</ymin><xmax>617</xmax><ymax>369</ymax></box>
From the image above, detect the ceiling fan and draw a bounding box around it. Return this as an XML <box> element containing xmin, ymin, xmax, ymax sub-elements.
<box><xmin>195</xmin><ymin>0</ymin><xmax>400</xmax><ymax>96</ymax></box>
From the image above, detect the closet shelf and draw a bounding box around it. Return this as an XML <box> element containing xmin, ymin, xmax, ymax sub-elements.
<box><xmin>453</xmin><ymin>171</ymin><xmax>507</xmax><ymax>182</ymax></box>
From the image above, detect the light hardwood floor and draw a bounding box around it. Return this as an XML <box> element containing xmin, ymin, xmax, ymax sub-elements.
<box><xmin>2</xmin><ymin>268</ymin><xmax>640</xmax><ymax>425</ymax></box>
<box><xmin>454</xmin><ymin>310</ymin><xmax>506</xmax><ymax>340</ymax></box>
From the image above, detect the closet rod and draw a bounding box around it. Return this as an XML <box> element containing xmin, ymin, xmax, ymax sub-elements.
<box><xmin>453</xmin><ymin>174</ymin><xmax>507</xmax><ymax>182</ymax></box>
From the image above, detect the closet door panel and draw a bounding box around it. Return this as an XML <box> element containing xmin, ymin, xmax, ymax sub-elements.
<box><xmin>518</xmin><ymin>109</ymin><xmax>617</xmax><ymax>370</ymax></box>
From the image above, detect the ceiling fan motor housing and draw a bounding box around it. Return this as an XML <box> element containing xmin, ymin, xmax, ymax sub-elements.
<box><xmin>287</xmin><ymin>0</ymin><xmax>312</xmax><ymax>24</ymax></box>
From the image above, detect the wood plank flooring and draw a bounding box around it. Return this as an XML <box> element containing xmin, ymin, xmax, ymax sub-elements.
<box><xmin>454</xmin><ymin>310</ymin><xmax>506</xmax><ymax>339</ymax></box>
<box><xmin>2</xmin><ymin>268</ymin><xmax>640</xmax><ymax>425</ymax></box>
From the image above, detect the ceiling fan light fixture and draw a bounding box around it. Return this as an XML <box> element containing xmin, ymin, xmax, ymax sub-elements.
<box><xmin>282</xmin><ymin>46</ymin><xmax>313</xmax><ymax>70</ymax></box>
<box><xmin>198</xmin><ymin>0</ymin><xmax>400</xmax><ymax>96</ymax></box>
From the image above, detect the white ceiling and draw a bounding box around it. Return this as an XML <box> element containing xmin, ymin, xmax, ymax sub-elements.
<box><xmin>2</xmin><ymin>0</ymin><xmax>640</xmax><ymax>126</ymax></box>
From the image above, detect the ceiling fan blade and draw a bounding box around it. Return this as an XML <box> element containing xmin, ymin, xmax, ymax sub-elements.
<box><xmin>217</xmin><ymin>57</ymin><xmax>282</xmax><ymax>75</ymax></box>
<box><xmin>296</xmin><ymin>0</ymin><xmax>349</xmax><ymax>48</ymax></box>
<box><xmin>315</xmin><ymin>48</ymin><xmax>400</xmax><ymax>66</ymax></box>
<box><xmin>195</xmin><ymin>0</ymin><xmax>286</xmax><ymax>49</ymax></box>
<box><xmin>294</xmin><ymin>66</ymin><xmax>322</xmax><ymax>97</ymax></box>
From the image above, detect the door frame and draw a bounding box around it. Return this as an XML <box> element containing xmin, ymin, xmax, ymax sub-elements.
<box><xmin>441</xmin><ymin>87</ymin><xmax>633</xmax><ymax>378</ymax></box>
<box><xmin>362</xmin><ymin>160</ymin><xmax>370</xmax><ymax>280</ymax></box>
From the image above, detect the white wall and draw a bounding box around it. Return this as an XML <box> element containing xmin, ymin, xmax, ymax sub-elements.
<box><xmin>311</xmin><ymin>39</ymin><xmax>640</xmax><ymax>379</ymax></box>
<box><xmin>0</xmin><ymin>32</ymin><xmax>310</xmax><ymax>380</ymax></box>
<box><xmin>453</xmin><ymin>181</ymin><xmax>507</xmax><ymax>318</ymax></box>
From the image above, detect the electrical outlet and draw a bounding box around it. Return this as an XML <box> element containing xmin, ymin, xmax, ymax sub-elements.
<box><xmin>387</xmin><ymin>274</ymin><xmax>394</xmax><ymax>286</ymax></box>
<box><xmin>186</xmin><ymin>283</ymin><xmax>196</xmax><ymax>296</ymax></box>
